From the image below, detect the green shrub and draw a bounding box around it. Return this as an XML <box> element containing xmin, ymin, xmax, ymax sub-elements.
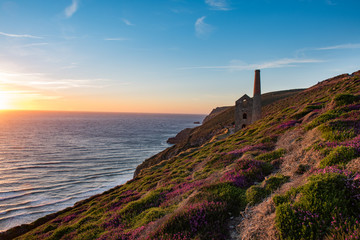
<box><xmin>319</xmin><ymin>146</ymin><xmax>357</xmax><ymax>167</ymax></box>
<box><xmin>119</xmin><ymin>189</ymin><xmax>166</xmax><ymax>223</ymax></box>
<box><xmin>255</xmin><ymin>148</ymin><xmax>286</xmax><ymax>162</ymax></box>
<box><xmin>154</xmin><ymin>201</ymin><xmax>228</xmax><ymax>239</ymax></box>
<box><xmin>264</xmin><ymin>174</ymin><xmax>290</xmax><ymax>192</ymax></box>
<box><xmin>49</xmin><ymin>226</ymin><xmax>74</xmax><ymax>240</ymax></box>
<box><xmin>305</xmin><ymin>111</ymin><xmax>340</xmax><ymax>130</ymax></box>
<box><xmin>275</xmin><ymin>173</ymin><xmax>360</xmax><ymax>240</ymax></box>
<box><xmin>246</xmin><ymin>175</ymin><xmax>289</xmax><ymax>205</ymax></box>
<box><xmin>42</xmin><ymin>224</ymin><xmax>57</xmax><ymax>233</ymax></box>
<box><xmin>334</xmin><ymin>93</ymin><xmax>357</xmax><ymax>106</ymax></box>
<box><xmin>318</xmin><ymin>120</ymin><xmax>357</xmax><ymax>141</ymax></box>
<box><xmin>132</xmin><ymin>207</ymin><xmax>167</xmax><ymax>229</ymax></box>
<box><xmin>298</xmin><ymin>174</ymin><xmax>352</xmax><ymax>214</ymax></box>
<box><xmin>304</xmin><ymin>105</ymin><xmax>323</xmax><ymax>111</ymax></box>
<box><xmin>246</xmin><ymin>185</ymin><xmax>268</xmax><ymax>205</ymax></box>
<box><xmin>194</xmin><ymin>182</ymin><xmax>246</xmax><ymax>214</ymax></box>
<box><xmin>273</xmin><ymin>187</ymin><xmax>299</xmax><ymax>207</ymax></box>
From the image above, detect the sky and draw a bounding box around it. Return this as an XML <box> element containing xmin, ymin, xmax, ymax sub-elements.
<box><xmin>0</xmin><ymin>0</ymin><xmax>359</xmax><ymax>114</ymax></box>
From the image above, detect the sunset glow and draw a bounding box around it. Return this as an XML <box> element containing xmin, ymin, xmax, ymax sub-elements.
<box><xmin>0</xmin><ymin>93</ymin><xmax>10</xmax><ymax>110</ymax></box>
<box><xmin>0</xmin><ymin>1</ymin><xmax>359</xmax><ymax>114</ymax></box>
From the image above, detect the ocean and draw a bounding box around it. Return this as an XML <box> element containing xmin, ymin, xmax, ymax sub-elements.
<box><xmin>0</xmin><ymin>111</ymin><xmax>204</xmax><ymax>232</ymax></box>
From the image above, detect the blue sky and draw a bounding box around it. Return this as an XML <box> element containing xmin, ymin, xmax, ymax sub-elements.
<box><xmin>0</xmin><ymin>0</ymin><xmax>359</xmax><ymax>113</ymax></box>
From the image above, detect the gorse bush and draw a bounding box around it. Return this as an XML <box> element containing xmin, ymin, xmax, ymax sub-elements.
<box><xmin>319</xmin><ymin>146</ymin><xmax>358</xmax><ymax>168</ymax></box>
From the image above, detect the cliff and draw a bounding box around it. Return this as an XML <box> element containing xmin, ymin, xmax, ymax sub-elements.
<box><xmin>135</xmin><ymin>88</ymin><xmax>304</xmax><ymax>178</ymax></box>
<box><xmin>2</xmin><ymin>71</ymin><xmax>360</xmax><ymax>240</ymax></box>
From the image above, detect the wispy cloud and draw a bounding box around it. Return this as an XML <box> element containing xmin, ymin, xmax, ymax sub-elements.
<box><xmin>195</xmin><ymin>16</ymin><xmax>214</xmax><ymax>38</ymax></box>
<box><xmin>179</xmin><ymin>58</ymin><xmax>323</xmax><ymax>71</ymax></box>
<box><xmin>0</xmin><ymin>31</ymin><xmax>42</xmax><ymax>39</ymax></box>
<box><xmin>65</xmin><ymin>0</ymin><xmax>80</xmax><ymax>18</ymax></box>
<box><xmin>19</xmin><ymin>43</ymin><xmax>48</xmax><ymax>48</ymax></box>
<box><xmin>205</xmin><ymin>0</ymin><xmax>230</xmax><ymax>10</ymax></box>
<box><xmin>104</xmin><ymin>37</ymin><xmax>129</xmax><ymax>41</ymax></box>
<box><xmin>1</xmin><ymin>90</ymin><xmax>62</xmax><ymax>100</ymax></box>
<box><xmin>122</xmin><ymin>18</ymin><xmax>134</xmax><ymax>26</ymax></box>
<box><xmin>316</xmin><ymin>43</ymin><xmax>360</xmax><ymax>50</ymax></box>
<box><xmin>0</xmin><ymin>70</ymin><xmax>110</xmax><ymax>90</ymax></box>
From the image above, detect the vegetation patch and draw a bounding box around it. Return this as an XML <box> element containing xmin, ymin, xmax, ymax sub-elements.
<box><xmin>255</xmin><ymin>148</ymin><xmax>286</xmax><ymax>162</ymax></box>
<box><xmin>319</xmin><ymin>146</ymin><xmax>358</xmax><ymax>168</ymax></box>
<box><xmin>274</xmin><ymin>171</ymin><xmax>360</xmax><ymax>240</ymax></box>
<box><xmin>119</xmin><ymin>189</ymin><xmax>167</xmax><ymax>225</ymax></box>
<box><xmin>153</xmin><ymin>201</ymin><xmax>228</xmax><ymax>240</ymax></box>
<box><xmin>221</xmin><ymin>159</ymin><xmax>273</xmax><ymax>188</ymax></box>
<box><xmin>334</xmin><ymin>93</ymin><xmax>357</xmax><ymax>106</ymax></box>
<box><xmin>246</xmin><ymin>185</ymin><xmax>268</xmax><ymax>205</ymax></box>
<box><xmin>199</xmin><ymin>182</ymin><xmax>247</xmax><ymax>214</ymax></box>
<box><xmin>246</xmin><ymin>174</ymin><xmax>289</xmax><ymax>205</ymax></box>
<box><xmin>305</xmin><ymin>110</ymin><xmax>340</xmax><ymax>130</ymax></box>
<box><xmin>318</xmin><ymin>120</ymin><xmax>359</xmax><ymax>141</ymax></box>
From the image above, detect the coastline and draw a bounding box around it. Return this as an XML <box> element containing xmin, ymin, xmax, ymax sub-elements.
<box><xmin>0</xmin><ymin>112</ymin><xmax>204</xmax><ymax>234</ymax></box>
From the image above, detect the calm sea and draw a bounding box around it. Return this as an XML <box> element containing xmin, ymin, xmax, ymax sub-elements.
<box><xmin>0</xmin><ymin>111</ymin><xmax>204</xmax><ymax>232</ymax></box>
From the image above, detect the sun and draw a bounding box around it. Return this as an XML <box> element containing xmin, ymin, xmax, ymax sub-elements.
<box><xmin>0</xmin><ymin>93</ymin><xmax>10</xmax><ymax>110</ymax></box>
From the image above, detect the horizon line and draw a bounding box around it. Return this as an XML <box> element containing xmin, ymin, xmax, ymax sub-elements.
<box><xmin>0</xmin><ymin>109</ymin><xmax>208</xmax><ymax>116</ymax></box>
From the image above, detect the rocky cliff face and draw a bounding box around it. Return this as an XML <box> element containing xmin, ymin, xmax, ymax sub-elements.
<box><xmin>3</xmin><ymin>71</ymin><xmax>360</xmax><ymax>240</ymax></box>
<box><xmin>166</xmin><ymin>128</ymin><xmax>192</xmax><ymax>144</ymax></box>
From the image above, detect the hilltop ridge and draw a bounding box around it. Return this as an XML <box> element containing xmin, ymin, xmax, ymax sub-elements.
<box><xmin>2</xmin><ymin>70</ymin><xmax>360</xmax><ymax>240</ymax></box>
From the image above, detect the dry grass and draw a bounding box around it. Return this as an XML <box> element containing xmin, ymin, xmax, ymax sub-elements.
<box><xmin>234</xmin><ymin>127</ymin><xmax>322</xmax><ymax>239</ymax></box>
<box><xmin>346</xmin><ymin>157</ymin><xmax>360</xmax><ymax>173</ymax></box>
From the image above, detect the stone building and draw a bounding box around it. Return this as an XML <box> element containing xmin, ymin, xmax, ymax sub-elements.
<box><xmin>235</xmin><ymin>70</ymin><xmax>262</xmax><ymax>131</ymax></box>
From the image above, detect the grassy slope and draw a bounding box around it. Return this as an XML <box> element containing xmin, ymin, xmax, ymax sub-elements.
<box><xmin>3</xmin><ymin>72</ymin><xmax>360</xmax><ymax>240</ymax></box>
<box><xmin>134</xmin><ymin>88</ymin><xmax>304</xmax><ymax>177</ymax></box>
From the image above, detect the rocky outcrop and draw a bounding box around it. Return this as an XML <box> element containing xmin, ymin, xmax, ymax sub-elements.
<box><xmin>167</xmin><ymin>128</ymin><xmax>192</xmax><ymax>144</ymax></box>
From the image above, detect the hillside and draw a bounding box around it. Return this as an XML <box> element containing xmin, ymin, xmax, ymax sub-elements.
<box><xmin>135</xmin><ymin>88</ymin><xmax>304</xmax><ymax>177</ymax></box>
<box><xmin>2</xmin><ymin>71</ymin><xmax>360</xmax><ymax>240</ymax></box>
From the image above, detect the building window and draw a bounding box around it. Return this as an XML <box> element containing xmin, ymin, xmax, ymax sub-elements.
<box><xmin>242</xmin><ymin>99</ymin><xmax>247</xmax><ymax>107</ymax></box>
<box><xmin>242</xmin><ymin>124</ymin><xmax>246</xmax><ymax>129</ymax></box>
<box><xmin>243</xmin><ymin>113</ymin><xmax>247</xmax><ymax>119</ymax></box>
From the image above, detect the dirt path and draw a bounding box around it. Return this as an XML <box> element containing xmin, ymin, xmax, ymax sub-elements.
<box><xmin>229</xmin><ymin>127</ymin><xmax>322</xmax><ymax>239</ymax></box>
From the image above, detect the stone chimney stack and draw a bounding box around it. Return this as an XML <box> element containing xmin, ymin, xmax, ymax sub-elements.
<box><xmin>253</xmin><ymin>69</ymin><xmax>261</xmax><ymax>95</ymax></box>
<box><xmin>252</xmin><ymin>69</ymin><xmax>261</xmax><ymax>123</ymax></box>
